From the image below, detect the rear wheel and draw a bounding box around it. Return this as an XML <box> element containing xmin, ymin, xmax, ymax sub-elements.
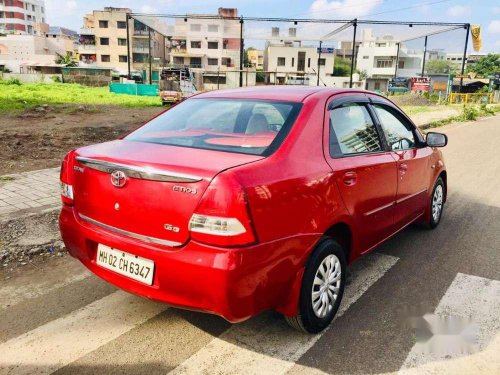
<box><xmin>285</xmin><ymin>238</ymin><xmax>346</xmax><ymax>333</ymax></box>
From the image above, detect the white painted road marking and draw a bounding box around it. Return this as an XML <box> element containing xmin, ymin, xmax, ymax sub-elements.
<box><xmin>169</xmin><ymin>253</ymin><xmax>399</xmax><ymax>375</ymax></box>
<box><xmin>399</xmin><ymin>273</ymin><xmax>500</xmax><ymax>374</ymax></box>
<box><xmin>0</xmin><ymin>291</ymin><xmax>167</xmax><ymax>375</ymax></box>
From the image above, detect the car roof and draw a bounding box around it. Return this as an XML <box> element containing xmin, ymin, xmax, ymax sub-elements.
<box><xmin>194</xmin><ymin>86</ymin><xmax>358</xmax><ymax>102</ymax></box>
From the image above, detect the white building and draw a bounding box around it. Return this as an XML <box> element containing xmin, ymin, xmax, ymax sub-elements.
<box><xmin>0</xmin><ymin>32</ymin><xmax>74</xmax><ymax>73</ymax></box>
<box><xmin>356</xmin><ymin>29</ymin><xmax>446</xmax><ymax>91</ymax></box>
<box><xmin>0</xmin><ymin>0</ymin><xmax>46</xmax><ymax>35</ymax></box>
<box><xmin>168</xmin><ymin>8</ymin><xmax>241</xmax><ymax>72</ymax></box>
<box><xmin>263</xmin><ymin>41</ymin><xmax>336</xmax><ymax>86</ymax></box>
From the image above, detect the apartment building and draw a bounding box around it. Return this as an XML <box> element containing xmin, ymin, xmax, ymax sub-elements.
<box><xmin>263</xmin><ymin>41</ymin><xmax>335</xmax><ymax>86</ymax></box>
<box><xmin>0</xmin><ymin>0</ymin><xmax>45</xmax><ymax>34</ymax></box>
<box><xmin>0</xmin><ymin>31</ymin><xmax>74</xmax><ymax>72</ymax></box>
<box><xmin>168</xmin><ymin>8</ymin><xmax>241</xmax><ymax>72</ymax></box>
<box><xmin>247</xmin><ymin>49</ymin><xmax>264</xmax><ymax>69</ymax></box>
<box><xmin>79</xmin><ymin>7</ymin><xmax>166</xmax><ymax>75</ymax></box>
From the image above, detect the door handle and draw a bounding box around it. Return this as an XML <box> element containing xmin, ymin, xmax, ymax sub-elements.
<box><xmin>343</xmin><ymin>171</ymin><xmax>358</xmax><ymax>186</ymax></box>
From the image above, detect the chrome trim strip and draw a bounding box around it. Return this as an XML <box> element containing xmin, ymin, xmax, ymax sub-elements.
<box><xmin>79</xmin><ymin>213</ymin><xmax>183</xmax><ymax>247</ymax></box>
<box><xmin>364</xmin><ymin>202</ymin><xmax>395</xmax><ymax>217</ymax></box>
<box><xmin>75</xmin><ymin>156</ymin><xmax>202</xmax><ymax>183</ymax></box>
<box><xmin>396</xmin><ymin>188</ymin><xmax>428</xmax><ymax>204</ymax></box>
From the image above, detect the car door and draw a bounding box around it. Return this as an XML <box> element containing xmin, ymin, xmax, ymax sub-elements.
<box><xmin>325</xmin><ymin>96</ymin><xmax>398</xmax><ymax>253</ymax></box>
<box><xmin>370</xmin><ymin>102</ymin><xmax>433</xmax><ymax>228</ymax></box>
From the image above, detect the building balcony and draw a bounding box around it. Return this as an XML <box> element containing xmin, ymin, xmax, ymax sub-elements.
<box><xmin>133</xmin><ymin>46</ymin><xmax>149</xmax><ymax>53</ymax></box>
<box><xmin>133</xmin><ymin>29</ymin><xmax>149</xmax><ymax>36</ymax></box>
<box><xmin>78</xmin><ymin>44</ymin><xmax>96</xmax><ymax>53</ymax></box>
<box><xmin>80</xmin><ymin>27</ymin><xmax>95</xmax><ymax>35</ymax></box>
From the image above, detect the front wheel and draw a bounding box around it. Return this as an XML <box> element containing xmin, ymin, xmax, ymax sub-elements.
<box><xmin>284</xmin><ymin>238</ymin><xmax>346</xmax><ymax>333</ymax></box>
<box><xmin>428</xmin><ymin>177</ymin><xmax>445</xmax><ymax>229</ymax></box>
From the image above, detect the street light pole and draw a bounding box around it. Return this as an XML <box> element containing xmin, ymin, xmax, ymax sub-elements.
<box><xmin>239</xmin><ymin>17</ymin><xmax>244</xmax><ymax>87</ymax></box>
<box><xmin>126</xmin><ymin>14</ymin><xmax>131</xmax><ymax>79</ymax></box>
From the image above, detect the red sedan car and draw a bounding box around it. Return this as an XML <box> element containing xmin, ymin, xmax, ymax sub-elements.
<box><xmin>59</xmin><ymin>87</ymin><xmax>448</xmax><ymax>333</ymax></box>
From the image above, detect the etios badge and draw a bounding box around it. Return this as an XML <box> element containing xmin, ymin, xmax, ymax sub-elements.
<box><xmin>110</xmin><ymin>170</ymin><xmax>127</xmax><ymax>188</ymax></box>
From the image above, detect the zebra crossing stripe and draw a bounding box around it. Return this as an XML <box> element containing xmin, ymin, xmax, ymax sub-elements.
<box><xmin>169</xmin><ymin>253</ymin><xmax>399</xmax><ymax>375</ymax></box>
<box><xmin>0</xmin><ymin>291</ymin><xmax>167</xmax><ymax>375</ymax></box>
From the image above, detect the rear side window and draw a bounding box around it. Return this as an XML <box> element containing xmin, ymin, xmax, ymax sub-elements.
<box><xmin>373</xmin><ymin>104</ymin><xmax>416</xmax><ymax>151</ymax></box>
<box><xmin>329</xmin><ymin>103</ymin><xmax>382</xmax><ymax>157</ymax></box>
<box><xmin>125</xmin><ymin>99</ymin><xmax>302</xmax><ymax>156</ymax></box>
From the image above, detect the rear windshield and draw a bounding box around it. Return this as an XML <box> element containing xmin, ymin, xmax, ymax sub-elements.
<box><xmin>125</xmin><ymin>98</ymin><xmax>302</xmax><ymax>156</ymax></box>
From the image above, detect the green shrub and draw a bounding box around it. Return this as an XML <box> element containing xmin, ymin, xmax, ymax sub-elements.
<box><xmin>461</xmin><ymin>105</ymin><xmax>479</xmax><ymax>121</ymax></box>
<box><xmin>51</xmin><ymin>75</ymin><xmax>62</xmax><ymax>83</ymax></box>
<box><xmin>0</xmin><ymin>78</ymin><xmax>22</xmax><ymax>85</ymax></box>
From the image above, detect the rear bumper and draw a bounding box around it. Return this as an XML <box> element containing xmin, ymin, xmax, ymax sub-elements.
<box><xmin>59</xmin><ymin>206</ymin><xmax>319</xmax><ymax>322</ymax></box>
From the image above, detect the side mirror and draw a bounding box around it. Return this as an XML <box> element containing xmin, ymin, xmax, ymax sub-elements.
<box><xmin>426</xmin><ymin>132</ymin><xmax>448</xmax><ymax>148</ymax></box>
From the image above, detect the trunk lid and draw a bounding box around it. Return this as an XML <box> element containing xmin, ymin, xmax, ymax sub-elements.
<box><xmin>71</xmin><ymin>140</ymin><xmax>263</xmax><ymax>247</ymax></box>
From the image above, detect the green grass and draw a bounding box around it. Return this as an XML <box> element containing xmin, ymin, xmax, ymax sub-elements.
<box><xmin>0</xmin><ymin>80</ymin><xmax>162</xmax><ymax>112</ymax></box>
<box><xmin>421</xmin><ymin>104</ymin><xmax>500</xmax><ymax>130</ymax></box>
<box><xmin>400</xmin><ymin>106</ymin><xmax>437</xmax><ymax>115</ymax></box>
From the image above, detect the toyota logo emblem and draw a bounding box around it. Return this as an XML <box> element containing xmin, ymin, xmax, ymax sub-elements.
<box><xmin>110</xmin><ymin>170</ymin><xmax>127</xmax><ymax>188</ymax></box>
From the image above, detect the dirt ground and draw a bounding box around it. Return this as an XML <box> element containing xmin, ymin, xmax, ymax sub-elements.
<box><xmin>0</xmin><ymin>105</ymin><xmax>165</xmax><ymax>175</ymax></box>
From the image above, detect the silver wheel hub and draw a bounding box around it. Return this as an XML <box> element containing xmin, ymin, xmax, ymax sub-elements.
<box><xmin>312</xmin><ymin>254</ymin><xmax>342</xmax><ymax>318</ymax></box>
<box><xmin>432</xmin><ymin>185</ymin><xmax>444</xmax><ymax>222</ymax></box>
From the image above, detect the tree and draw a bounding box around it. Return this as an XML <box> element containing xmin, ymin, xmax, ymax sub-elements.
<box><xmin>56</xmin><ymin>52</ymin><xmax>78</xmax><ymax>67</ymax></box>
<box><xmin>333</xmin><ymin>57</ymin><xmax>351</xmax><ymax>76</ymax></box>
<box><xmin>425</xmin><ymin>59</ymin><xmax>456</xmax><ymax>74</ymax></box>
<box><xmin>466</xmin><ymin>53</ymin><xmax>500</xmax><ymax>77</ymax></box>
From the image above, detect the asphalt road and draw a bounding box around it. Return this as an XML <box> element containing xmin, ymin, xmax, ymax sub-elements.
<box><xmin>1</xmin><ymin>115</ymin><xmax>500</xmax><ymax>375</ymax></box>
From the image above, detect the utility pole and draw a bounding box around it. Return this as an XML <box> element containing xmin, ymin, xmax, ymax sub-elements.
<box><xmin>349</xmin><ymin>19</ymin><xmax>357</xmax><ymax>88</ymax></box>
<box><xmin>126</xmin><ymin>14</ymin><xmax>131</xmax><ymax>79</ymax></box>
<box><xmin>459</xmin><ymin>24</ymin><xmax>470</xmax><ymax>93</ymax></box>
<box><xmin>317</xmin><ymin>40</ymin><xmax>322</xmax><ymax>86</ymax></box>
<box><xmin>394</xmin><ymin>42</ymin><xmax>400</xmax><ymax>78</ymax></box>
<box><xmin>148</xmin><ymin>27</ymin><xmax>152</xmax><ymax>85</ymax></box>
<box><xmin>421</xmin><ymin>35</ymin><xmax>428</xmax><ymax>77</ymax></box>
<box><xmin>239</xmin><ymin>17</ymin><xmax>244</xmax><ymax>87</ymax></box>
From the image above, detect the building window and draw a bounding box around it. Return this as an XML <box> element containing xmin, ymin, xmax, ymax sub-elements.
<box><xmin>374</xmin><ymin>82</ymin><xmax>381</xmax><ymax>90</ymax></box>
<box><xmin>376</xmin><ymin>59</ymin><xmax>392</xmax><ymax>68</ymax></box>
<box><xmin>375</xmin><ymin>42</ymin><xmax>386</xmax><ymax>47</ymax></box>
<box><xmin>190</xmin><ymin>24</ymin><xmax>201</xmax><ymax>32</ymax></box>
<box><xmin>291</xmin><ymin>57</ymin><xmax>295</xmax><ymax>67</ymax></box>
<box><xmin>173</xmin><ymin>56</ymin><xmax>184</xmax><ymax>65</ymax></box>
<box><xmin>119</xmin><ymin>55</ymin><xmax>128</xmax><ymax>63</ymax></box>
<box><xmin>100</xmin><ymin>37</ymin><xmax>109</xmax><ymax>45</ymax></box>
<box><xmin>208</xmin><ymin>58</ymin><xmax>218</xmax><ymax>66</ymax></box>
<box><xmin>363</xmin><ymin>56</ymin><xmax>369</xmax><ymax>59</ymax></box>
<box><xmin>208</xmin><ymin>25</ymin><xmax>219</xmax><ymax>32</ymax></box>
<box><xmin>204</xmin><ymin>75</ymin><xmax>226</xmax><ymax>85</ymax></box>
<box><xmin>308</xmin><ymin>58</ymin><xmax>311</xmax><ymax>68</ymax></box>
<box><xmin>99</xmin><ymin>20</ymin><xmax>109</xmax><ymax>28</ymax></box>
<box><xmin>133</xmin><ymin>53</ymin><xmax>148</xmax><ymax>63</ymax></box>
<box><xmin>118</xmin><ymin>38</ymin><xmax>127</xmax><ymax>46</ymax></box>
<box><xmin>398</xmin><ymin>60</ymin><xmax>405</xmax><ymax>69</ymax></box>
<box><xmin>319</xmin><ymin>58</ymin><xmax>326</xmax><ymax>66</ymax></box>
<box><xmin>221</xmin><ymin>57</ymin><xmax>232</xmax><ymax>66</ymax></box>
<box><xmin>207</xmin><ymin>41</ymin><xmax>218</xmax><ymax>49</ymax></box>
<box><xmin>32</xmin><ymin>4</ymin><xmax>35</xmax><ymax>11</ymax></box>
<box><xmin>190</xmin><ymin>57</ymin><xmax>202</xmax><ymax>67</ymax></box>
<box><xmin>277</xmin><ymin>57</ymin><xmax>286</xmax><ymax>66</ymax></box>
<box><xmin>117</xmin><ymin>21</ymin><xmax>126</xmax><ymax>29</ymax></box>
<box><xmin>101</xmin><ymin>55</ymin><xmax>110</xmax><ymax>62</ymax></box>
<box><xmin>190</xmin><ymin>41</ymin><xmax>201</xmax><ymax>48</ymax></box>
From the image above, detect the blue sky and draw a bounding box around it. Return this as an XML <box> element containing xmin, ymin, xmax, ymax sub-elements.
<box><xmin>45</xmin><ymin>0</ymin><xmax>500</xmax><ymax>53</ymax></box>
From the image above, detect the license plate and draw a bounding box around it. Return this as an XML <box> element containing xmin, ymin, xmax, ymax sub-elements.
<box><xmin>96</xmin><ymin>244</ymin><xmax>155</xmax><ymax>285</ymax></box>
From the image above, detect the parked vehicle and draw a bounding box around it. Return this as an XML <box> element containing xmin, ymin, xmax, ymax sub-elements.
<box><xmin>59</xmin><ymin>87</ymin><xmax>448</xmax><ymax>333</ymax></box>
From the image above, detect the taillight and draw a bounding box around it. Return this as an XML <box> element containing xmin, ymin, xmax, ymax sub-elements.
<box><xmin>188</xmin><ymin>173</ymin><xmax>256</xmax><ymax>247</ymax></box>
<box><xmin>60</xmin><ymin>151</ymin><xmax>75</xmax><ymax>206</ymax></box>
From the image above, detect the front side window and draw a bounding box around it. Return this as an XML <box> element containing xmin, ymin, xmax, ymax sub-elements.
<box><xmin>125</xmin><ymin>99</ymin><xmax>302</xmax><ymax>156</ymax></box>
<box><xmin>330</xmin><ymin>103</ymin><xmax>382</xmax><ymax>156</ymax></box>
<box><xmin>373</xmin><ymin>104</ymin><xmax>416</xmax><ymax>151</ymax></box>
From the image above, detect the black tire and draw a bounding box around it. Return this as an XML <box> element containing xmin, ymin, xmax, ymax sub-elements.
<box><xmin>428</xmin><ymin>177</ymin><xmax>445</xmax><ymax>229</ymax></box>
<box><xmin>284</xmin><ymin>238</ymin><xmax>347</xmax><ymax>333</ymax></box>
